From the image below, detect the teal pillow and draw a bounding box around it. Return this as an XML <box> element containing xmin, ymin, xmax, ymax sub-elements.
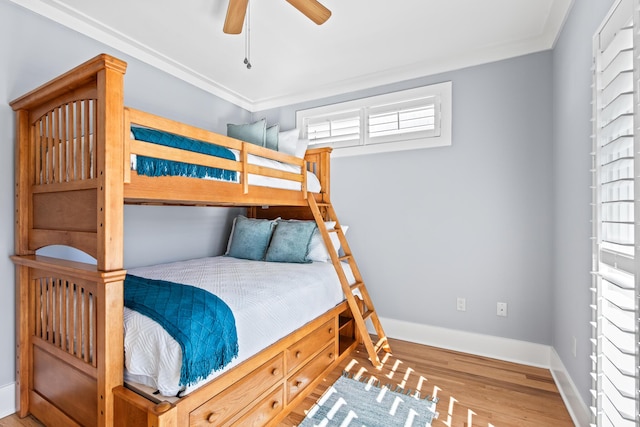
<box><xmin>265</xmin><ymin>124</ymin><xmax>279</xmax><ymax>151</ymax></box>
<box><xmin>227</xmin><ymin>119</ymin><xmax>267</xmax><ymax>147</ymax></box>
<box><xmin>265</xmin><ymin>220</ymin><xmax>317</xmax><ymax>263</ymax></box>
<box><xmin>226</xmin><ymin>216</ymin><xmax>277</xmax><ymax>261</ymax></box>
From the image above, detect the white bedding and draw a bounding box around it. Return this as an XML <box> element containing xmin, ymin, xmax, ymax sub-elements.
<box><xmin>124</xmin><ymin>256</ymin><xmax>354</xmax><ymax>396</ymax></box>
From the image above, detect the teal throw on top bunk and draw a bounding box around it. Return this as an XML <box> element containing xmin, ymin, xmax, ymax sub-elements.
<box><xmin>124</xmin><ymin>274</ymin><xmax>239</xmax><ymax>387</ymax></box>
<box><xmin>131</xmin><ymin>126</ymin><xmax>237</xmax><ymax>181</ymax></box>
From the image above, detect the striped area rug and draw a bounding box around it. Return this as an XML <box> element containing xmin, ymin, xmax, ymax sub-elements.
<box><xmin>300</xmin><ymin>372</ymin><xmax>438</xmax><ymax>427</ymax></box>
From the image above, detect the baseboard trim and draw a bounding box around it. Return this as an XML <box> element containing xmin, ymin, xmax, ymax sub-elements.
<box><xmin>550</xmin><ymin>348</ymin><xmax>591</xmax><ymax>426</ymax></box>
<box><xmin>373</xmin><ymin>317</ymin><xmax>586</xmax><ymax>426</ymax></box>
<box><xmin>0</xmin><ymin>381</ymin><xmax>16</xmax><ymax>419</ymax></box>
<box><xmin>374</xmin><ymin>317</ymin><xmax>551</xmax><ymax>367</ymax></box>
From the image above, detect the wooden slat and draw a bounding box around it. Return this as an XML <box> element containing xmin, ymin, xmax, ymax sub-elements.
<box><xmin>61</xmin><ymin>280</ymin><xmax>68</xmax><ymax>353</ymax></box>
<box><xmin>129</xmin><ymin>139</ymin><xmax>242</xmax><ymax>172</ymax></box>
<box><xmin>35</xmin><ymin>279</ymin><xmax>42</xmax><ymax>342</ymax></box>
<box><xmin>84</xmin><ymin>100</ymin><xmax>91</xmax><ymax>179</ymax></box>
<box><xmin>75</xmin><ymin>283</ymin><xmax>81</xmax><ymax>359</ymax></box>
<box><xmin>68</xmin><ymin>283</ymin><xmax>76</xmax><ymax>358</ymax></box>
<box><xmin>61</xmin><ymin>104</ymin><xmax>68</xmax><ymax>182</ymax></box>
<box><xmin>75</xmin><ymin>100</ymin><xmax>82</xmax><ymax>180</ymax></box>
<box><xmin>83</xmin><ymin>288</ymin><xmax>90</xmax><ymax>363</ymax></box>
<box><xmin>46</xmin><ymin>278</ymin><xmax>53</xmax><ymax>345</ymax></box>
<box><xmin>46</xmin><ymin>112</ymin><xmax>53</xmax><ymax>184</ymax></box>
<box><xmin>34</xmin><ymin>120</ymin><xmax>42</xmax><ymax>185</ymax></box>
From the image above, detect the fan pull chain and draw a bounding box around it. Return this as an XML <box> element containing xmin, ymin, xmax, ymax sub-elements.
<box><xmin>244</xmin><ymin>0</ymin><xmax>252</xmax><ymax>69</ymax></box>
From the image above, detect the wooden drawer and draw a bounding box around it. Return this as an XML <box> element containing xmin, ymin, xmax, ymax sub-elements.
<box><xmin>286</xmin><ymin>319</ymin><xmax>335</xmax><ymax>373</ymax></box>
<box><xmin>189</xmin><ymin>354</ymin><xmax>284</xmax><ymax>427</ymax></box>
<box><xmin>230</xmin><ymin>385</ymin><xmax>284</xmax><ymax>427</ymax></box>
<box><xmin>287</xmin><ymin>344</ymin><xmax>335</xmax><ymax>402</ymax></box>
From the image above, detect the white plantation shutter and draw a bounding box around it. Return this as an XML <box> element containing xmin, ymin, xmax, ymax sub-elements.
<box><xmin>591</xmin><ymin>0</ymin><xmax>639</xmax><ymax>425</ymax></box>
<box><xmin>367</xmin><ymin>96</ymin><xmax>439</xmax><ymax>145</ymax></box>
<box><xmin>297</xmin><ymin>82</ymin><xmax>451</xmax><ymax>156</ymax></box>
<box><xmin>306</xmin><ymin>110</ymin><xmax>361</xmax><ymax>148</ymax></box>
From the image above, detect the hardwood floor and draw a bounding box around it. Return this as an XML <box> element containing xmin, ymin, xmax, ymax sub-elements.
<box><xmin>0</xmin><ymin>338</ymin><xmax>574</xmax><ymax>427</ymax></box>
<box><xmin>281</xmin><ymin>338</ymin><xmax>574</xmax><ymax>427</ymax></box>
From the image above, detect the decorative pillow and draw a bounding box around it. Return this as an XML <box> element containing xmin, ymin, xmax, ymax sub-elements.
<box><xmin>278</xmin><ymin>129</ymin><xmax>299</xmax><ymax>156</ymax></box>
<box><xmin>265</xmin><ymin>124</ymin><xmax>280</xmax><ymax>151</ymax></box>
<box><xmin>295</xmin><ymin>137</ymin><xmax>310</xmax><ymax>158</ymax></box>
<box><xmin>306</xmin><ymin>222</ymin><xmax>349</xmax><ymax>262</ymax></box>
<box><xmin>265</xmin><ymin>220</ymin><xmax>317</xmax><ymax>263</ymax></box>
<box><xmin>226</xmin><ymin>215</ymin><xmax>277</xmax><ymax>261</ymax></box>
<box><xmin>227</xmin><ymin>119</ymin><xmax>267</xmax><ymax>147</ymax></box>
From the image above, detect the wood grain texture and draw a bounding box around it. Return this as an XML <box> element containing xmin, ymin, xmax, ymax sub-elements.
<box><xmin>280</xmin><ymin>338</ymin><xmax>574</xmax><ymax>427</ymax></box>
<box><xmin>2</xmin><ymin>338</ymin><xmax>573</xmax><ymax>427</ymax></box>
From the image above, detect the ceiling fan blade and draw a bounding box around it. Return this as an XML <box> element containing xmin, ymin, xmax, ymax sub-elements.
<box><xmin>223</xmin><ymin>0</ymin><xmax>249</xmax><ymax>34</ymax></box>
<box><xmin>285</xmin><ymin>0</ymin><xmax>332</xmax><ymax>25</ymax></box>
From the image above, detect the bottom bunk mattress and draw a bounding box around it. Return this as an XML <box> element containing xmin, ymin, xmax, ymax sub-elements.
<box><xmin>124</xmin><ymin>256</ymin><xmax>354</xmax><ymax>397</ymax></box>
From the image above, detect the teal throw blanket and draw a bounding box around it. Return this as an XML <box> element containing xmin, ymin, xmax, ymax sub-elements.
<box><xmin>131</xmin><ymin>126</ymin><xmax>237</xmax><ymax>181</ymax></box>
<box><xmin>124</xmin><ymin>274</ymin><xmax>238</xmax><ymax>387</ymax></box>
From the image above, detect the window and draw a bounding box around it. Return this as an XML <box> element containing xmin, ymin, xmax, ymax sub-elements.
<box><xmin>591</xmin><ymin>0</ymin><xmax>639</xmax><ymax>425</ymax></box>
<box><xmin>296</xmin><ymin>82</ymin><xmax>452</xmax><ymax>157</ymax></box>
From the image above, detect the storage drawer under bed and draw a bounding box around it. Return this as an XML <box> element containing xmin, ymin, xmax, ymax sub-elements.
<box><xmin>286</xmin><ymin>319</ymin><xmax>335</xmax><ymax>373</ymax></box>
<box><xmin>189</xmin><ymin>354</ymin><xmax>284</xmax><ymax>426</ymax></box>
<box><xmin>287</xmin><ymin>343</ymin><xmax>336</xmax><ymax>403</ymax></box>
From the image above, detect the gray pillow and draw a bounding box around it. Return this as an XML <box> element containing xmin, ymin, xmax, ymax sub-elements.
<box><xmin>227</xmin><ymin>119</ymin><xmax>267</xmax><ymax>147</ymax></box>
<box><xmin>226</xmin><ymin>215</ymin><xmax>277</xmax><ymax>261</ymax></box>
<box><xmin>265</xmin><ymin>220</ymin><xmax>317</xmax><ymax>263</ymax></box>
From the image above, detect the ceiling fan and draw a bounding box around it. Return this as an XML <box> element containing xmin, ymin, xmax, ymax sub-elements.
<box><xmin>223</xmin><ymin>0</ymin><xmax>331</xmax><ymax>34</ymax></box>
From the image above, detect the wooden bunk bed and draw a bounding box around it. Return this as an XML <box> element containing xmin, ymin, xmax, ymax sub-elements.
<box><xmin>9</xmin><ymin>54</ymin><xmax>390</xmax><ymax>427</ymax></box>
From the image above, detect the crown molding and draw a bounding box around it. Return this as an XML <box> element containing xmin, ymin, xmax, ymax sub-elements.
<box><xmin>10</xmin><ymin>0</ymin><xmax>572</xmax><ymax>112</ymax></box>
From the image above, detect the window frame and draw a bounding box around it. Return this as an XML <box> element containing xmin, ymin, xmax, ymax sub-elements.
<box><xmin>296</xmin><ymin>81</ymin><xmax>452</xmax><ymax>157</ymax></box>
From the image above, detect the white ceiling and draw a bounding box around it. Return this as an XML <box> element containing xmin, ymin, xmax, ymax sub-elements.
<box><xmin>12</xmin><ymin>0</ymin><xmax>573</xmax><ymax>111</ymax></box>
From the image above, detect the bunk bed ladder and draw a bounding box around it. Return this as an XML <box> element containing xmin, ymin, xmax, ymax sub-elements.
<box><xmin>308</xmin><ymin>197</ymin><xmax>391</xmax><ymax>367</ymax></box>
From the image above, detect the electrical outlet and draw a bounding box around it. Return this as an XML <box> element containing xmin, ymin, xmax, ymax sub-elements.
<box><xmin>457</xmin><ymin>297</ymin><xmax>466</xmax><ymax>311</ymax></box>
<box><xmin>497</xmin><ymin>302</ymin><xmax>507</xmax><ymax>317</ymax></box>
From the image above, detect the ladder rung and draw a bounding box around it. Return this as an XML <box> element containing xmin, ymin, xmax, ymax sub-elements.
<box><xmin>339</xmin><ymin>255</ymin><xmax>352</xmax><ymax>262</ymax></box>
<box><xmin>328</xmin><ymin>229</ymin><xmax>339</xmax><ymax>233</ymax></box>
<box><xmin>350</xmin><ymin>281</ymin><xmax>363</xmax><ymax>292</ymax></box>
<box><xmin>361</xmin><ymin>309</ymin><xmax>374</xmax><ymax>321</ymax></box>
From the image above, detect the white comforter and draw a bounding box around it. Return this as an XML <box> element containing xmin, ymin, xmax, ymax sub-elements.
<box><xmin>124</xmin><ymin>256</ymin><xmax>353</xmax><ymax>396</ymax></box>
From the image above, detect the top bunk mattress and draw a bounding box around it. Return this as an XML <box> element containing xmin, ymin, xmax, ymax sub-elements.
<box><xmin>124</xmin><ymin>256</ymin><xmax>354</xmax><ymax>396</ymax></box>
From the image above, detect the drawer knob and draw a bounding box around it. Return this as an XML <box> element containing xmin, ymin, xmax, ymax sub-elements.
<box><xmin>295</xmin><ymin>380</ymin><xmax>304</xmax><ymax>388</ymax></box>
<box><xmin>328</xmin><ymin>327</ymin><xmax>334</xmax><ymax>334</ymax></box>
<box><xmin>271</xmin><ymin>367</ymin><xmax>279</xmax><ymax>376</ymax></box>
<box><xmin>295</xmin><ymin>351</ymin><xmax>302</xmax><ymax>359</ymax></box>
<box><xmin>207</xmin><ymin>413</ymin><xmax>216</xmax><ymax>423</ymax></box>
<box><xmin>271</xmin><ymin>400</ymin><xmax>280</xmax><ymax>410</ymax></box>
<box><xmin>328</xmin><ymin>352</ymin><xmax>334</xmax><ymax>359</ymax></box>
